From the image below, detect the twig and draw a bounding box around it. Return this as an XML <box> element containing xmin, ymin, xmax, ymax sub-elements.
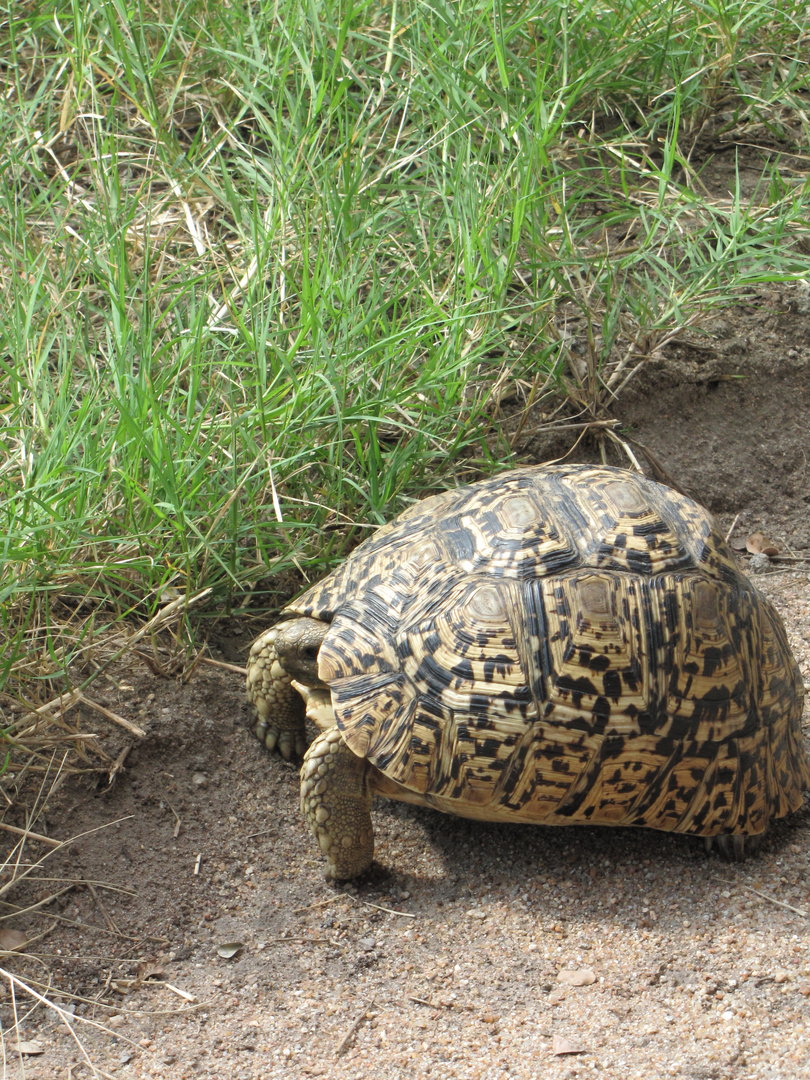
<box><xmin>0</xmin><ymin>816</ymin><xmax>135</xmax><ymax>902</ymax></box>
<box><xmin>335</xmin><ymin>998</ymin><xmax>375</xmax><ymax>1058</ymax></box>
<box><xmin>292</xmin><ymin>895</ymin><xmax>345</xmax><ymax>914</ymax></box>
<box><xmin>624</xmin><ymin>436</ymin><xmax>686</xmax><ymax>493</ymax></box>
<box><xmin>751</xmin><ymin>567</ymin><xmax>810</xmax><ymax>576</ymax></box>
<box><xmin>408</xmin><ymin>995</ymin><xmax>457</xmax><ymax>1010</ymax></box>
<box><xmin>84</xmin><ymin>881</ymin><xmax>120</xmax><ymax>936</ymax></box>
<box><xmin>724</xmin><ymin>512</ymin><xmax>741</xmax><ymax>544</ymax></box>
<box><xmin>165</xmin><ymin>801</ymin><xmax>182</xmax><ymax>839</ymax></box>
<box><xmin>11</xmin><ymin>592</ymin><xmax>207</xmax><ymax>736</ymax></box>
<box><xmin>1</xmin><ymin>900</ymin><xmax>164</xmax><ymax>943</ymax></box>
<box><xmin>77</xmin><ymin>590</ymin><xmax>213</xmax><ymax>696</ymax></box>
<box><xmin>604</xmin><ymin>427</ymin><xmax>643</xmax><ymax>472</ymax></box>
<box><xmin>354</xmin><ymin>897</ymin><xmax>416</xmax><ymax>919</ymax></box>
<box><xmin>298</xmin><ymin>889</ymin><xmax>415</xmax><ymax>919</ymax></box>
<box><xmin>4</xmin><ymin>877</ymin><xmax>135</xmax><ymax>896</ymax></box>
<box><xmin>0</xmin><ymin>822</ymin><xmax>62</xmax><ymax>848</ymax></box>
<box><xmin>198</xmin><ymin>656</ymin><xmax>246</xmax><ymax>676</ymax></box>
<box><xmin>0</xmin><ymin>885</ymin><xmax>75</xmax><ymax>917</ymax></box>
<box><xmin>1</xmin><ymin>964</ymin><xmax>105</xmax><ymax>1075</ymax></box>
<box><xmin>259</xmin><ymin>937</ymin><xmax>331</xmax><ymax>946</ymax></box>
<box><xmin>739</xmin><ymin>884</ymin><xmax>807</xmax><ymax>918</ymax></box>
<box><xmin>77</xmin><ymin>693</ymin><xmax>146</xmax><ymax>738</ymax></box>
<box><xmin>11</xmin><ymin>688</ymin><xmax>83</xmax><ymax>731</ymax></box>
<box><xmin>108</xmin><ymin>744</ymin><xmax>132</xmax><ymax>786</ymax></box>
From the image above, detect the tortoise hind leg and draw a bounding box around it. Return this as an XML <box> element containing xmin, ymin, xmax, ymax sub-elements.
<box><xmin>703</xmin><ymin>833</ymin><xmax>762</xmax><ymax>860</ymax></box>
<box><xmin>300</xmin><ymin>727</ymin><xmax>374</xmax><ymax>880</ymax></box>
<box><xmin>246</xmin><ymin>627</ymin><xmax>308</xmax><ymax>759</ymax></box>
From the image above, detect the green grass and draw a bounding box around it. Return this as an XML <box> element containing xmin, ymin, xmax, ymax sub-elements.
<box><xmin>1</xmin><ymin>0</ymin><xmax>809</xmax><ymax>720</ymax></box>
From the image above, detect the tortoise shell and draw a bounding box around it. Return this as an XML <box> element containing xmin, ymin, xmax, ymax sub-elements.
<box><xmin>284</xmin><ymin>465</ymin><xmax>809</xmax><ymax>836</ymax></box>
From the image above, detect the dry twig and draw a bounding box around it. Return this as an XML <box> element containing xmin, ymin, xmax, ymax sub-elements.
<box><xmin>738</xmin><ymin>884</ymin><xmax>807</xmax><ymax>918</ymax></box>
<box><xmin>335</xmin><ymin>998</ymin><xmax>376</xmax><ymax>1058</ymax></box>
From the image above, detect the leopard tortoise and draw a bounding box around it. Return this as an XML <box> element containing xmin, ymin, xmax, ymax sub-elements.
<box><xmin>247</xmin><ymin>464</ymin><xmax>809</xmax><ymax>879</ymax></box>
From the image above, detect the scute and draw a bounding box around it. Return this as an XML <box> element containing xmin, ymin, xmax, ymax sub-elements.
<box><xmin>458</xmin><ymin>483</ymin><xmax>580</xmax><ymax>579</ymax></box>
<box><xmin>284</xmin><ymin>464</ymin><xmax>809</xmax><ymax>838</ymax></box>
<box><xmin>538</xmin><ymin>571</ymin><xmax>650</xmax><ymax>734</ymax></box>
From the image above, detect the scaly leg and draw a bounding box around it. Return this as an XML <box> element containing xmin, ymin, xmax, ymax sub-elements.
<box><xmin>246</xmin><ymin>626</ymin><xmax>308</xmax><ymax>760</ymax></box>
<box><xmin>300</xmin><ymin>726</ymin><xmax>374</xmax><ymax>879</ymax></box>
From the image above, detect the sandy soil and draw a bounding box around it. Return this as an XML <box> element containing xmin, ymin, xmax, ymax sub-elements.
<box><xmin>1</xmin><ymin>281</ymin><xmax>809</xmax><ymax>1080</ymax></box>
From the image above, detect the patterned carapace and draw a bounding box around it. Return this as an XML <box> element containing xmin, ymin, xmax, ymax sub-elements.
<box><xmin>269</xmin><ymin>465</ymin><xmax>809</xmax><ymax>837</ymax></box>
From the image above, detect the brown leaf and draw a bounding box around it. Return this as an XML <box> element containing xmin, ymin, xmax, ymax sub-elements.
<box><xmin>0</xmin><ymin>929</ymin><xmax>29</xmax><ymax>952</ymax></box>
<box><xmin>746</xmin><ymin>531</ymin><xmax>779</xmax><ymax>556</ymax></box>
<box><xmin>552</xmin><ymin>1034</ymin><xmax>587</xmax><ymax>1055</ymax></box>
<box><xmin>557</xmin><ymin>967</ymin><xmax>597</xmax><ymax>987</ymax></box>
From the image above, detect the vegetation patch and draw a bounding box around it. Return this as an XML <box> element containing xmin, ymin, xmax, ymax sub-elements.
<box><xmin>1</xmin><ymin>0</ymin><xmax>809</xmax><ymax>736</ymax></box>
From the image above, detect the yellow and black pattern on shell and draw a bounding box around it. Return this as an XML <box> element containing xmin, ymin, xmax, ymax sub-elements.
<box><xmin>287</xmin><ymin>465</ymin><xmax>809</xmax><ymax>836</ymax></box>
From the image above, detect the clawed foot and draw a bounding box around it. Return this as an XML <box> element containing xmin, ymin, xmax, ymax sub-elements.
<box><xmin>254</xmin><ymin>716</ymin><xmax>307</xmax><ymax>760</ymax></box>
<box><xmin>246</xmin><ymin>626</ymin><xmax>308</xmax><ymax>760</ymax></box>
<box><xmin>703</xmin><ymin>833</ymin><xmax>762</xmax><ymax>861</ymax></box>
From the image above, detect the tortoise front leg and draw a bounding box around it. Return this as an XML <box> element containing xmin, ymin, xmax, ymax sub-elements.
<box><xmin>246</xmin><ymin>627</ymin><xmax>308</xmax><ymax>760</ymax></box>
<box><xmin>300</xmin><ymin>727</ymin><xmax>374</xmax><ymax>880</ymax></box>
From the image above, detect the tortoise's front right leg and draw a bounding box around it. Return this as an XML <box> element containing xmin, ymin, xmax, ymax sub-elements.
<box><xmin>300</xmin><ymin>727</ymin><xmax>374</xmax><ymax>880</ymax></box>
<box><xmin>246</xmin><ymin>627</ymin><xmax>308</xmax><ymax>760</ymax></box>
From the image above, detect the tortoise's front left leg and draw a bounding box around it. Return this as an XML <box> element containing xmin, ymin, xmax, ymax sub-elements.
<box><xmin>246</xmin><ymin>627</ymin><xmax>308</xmax><ymax>760</ymax></box>
<box><xmin>300</xmin><ymin>726</ymin><xmax>374</xmax><ymax>880</ymax></box>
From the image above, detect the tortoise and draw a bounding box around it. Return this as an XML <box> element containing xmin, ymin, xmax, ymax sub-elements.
<box><xmin>246</xmin><ymin>464</ymin><xmax>809</xmax><ymax>879</ymax></box>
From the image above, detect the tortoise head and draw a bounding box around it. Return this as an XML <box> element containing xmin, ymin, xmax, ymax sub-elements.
<box><xmin>273</xmin><ymin>617</ymin><xmax>330</xmax><ymax>685</ymax></box>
